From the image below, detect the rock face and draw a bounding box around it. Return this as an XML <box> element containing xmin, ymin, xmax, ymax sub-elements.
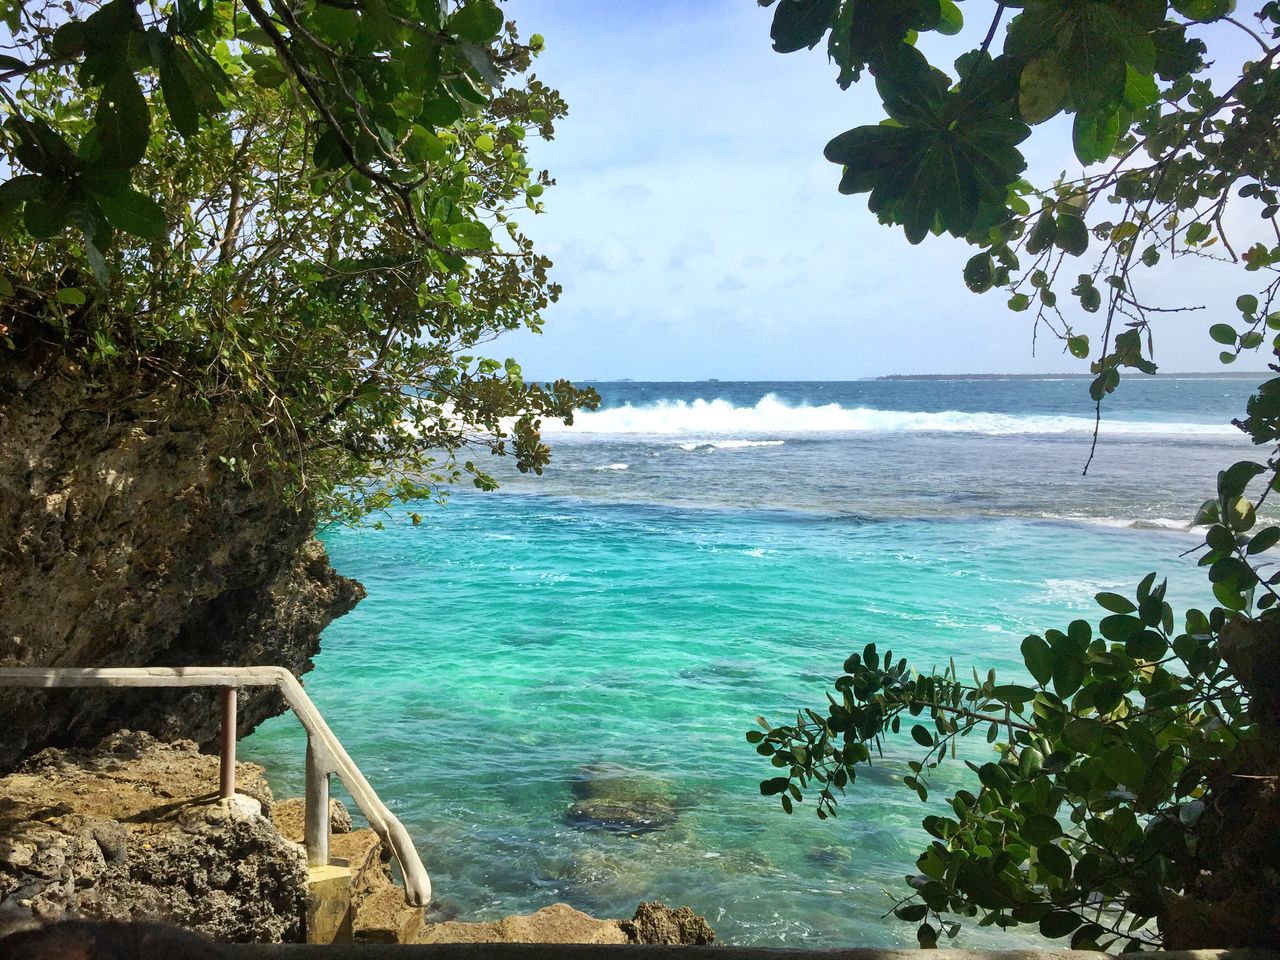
<box><xmin>0</xmin><ymin>353</ymin><xmax>363</xmax><ymax>769</ymax></box>
<box><xmin>0</xmin><ymin>732</ymin><xmax>308</xmax><ymax>943</ymax></box>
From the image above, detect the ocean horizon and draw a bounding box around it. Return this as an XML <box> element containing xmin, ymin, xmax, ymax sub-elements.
<box><xmin>245</xmin><ymin>377</ymin><xmax>1257</xmax><ymax>947</ymax></box>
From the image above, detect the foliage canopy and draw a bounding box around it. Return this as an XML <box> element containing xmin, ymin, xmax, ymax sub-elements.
<box><xmin>754</xmin><ymin>0</ymin><xmax>1280</xmax><ymax>951</ymax></box>
<box><xmin>0</xmin><ymin>0</ymin><xmax>594</xmax><ymax>522</ymax></box>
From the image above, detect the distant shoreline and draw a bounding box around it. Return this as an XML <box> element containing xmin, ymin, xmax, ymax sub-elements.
<box><xmin>875</xmin><ymin>371</ymin><xmax>1268</xmax><ymax>381</ymax></box>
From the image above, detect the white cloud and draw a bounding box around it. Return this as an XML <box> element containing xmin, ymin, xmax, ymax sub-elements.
<box><xmin>501</xmin><ymin>0</ymin><xmax>1266</xmax><ymax>381</ymax></box>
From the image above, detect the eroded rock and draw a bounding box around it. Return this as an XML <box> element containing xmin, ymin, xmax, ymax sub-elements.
<box><xmin>621</xmin><ymin>901</ymin><xmax>716</xmax><ymax>945</ymax></box>
<box><xmin>0</xmin><ymin>353</ymin><xmax>364</xmax><ymax>770</ymax></box>
<box><xmin>0</xmin><ymin>732</ymin><xmax>307</xmax><ymax>943</ymax></box>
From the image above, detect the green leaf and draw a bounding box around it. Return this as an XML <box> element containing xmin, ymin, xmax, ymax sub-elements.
<box><xmin>1095</xmin><ymin>592</ymin><xmax>1136</xmax><ymax>614</ymax></box>
<box><xmin>1022</xmin><ymin>813</ymin><xmax>1063</xmax><ymax>845</ymax></box>
<box><xmin>760</xmin><ymin>776</ymin><xmax>790</xmax><ymax>796</ymax></box>
<box><xmin>1055</xmin><ymin>214</ymin><xmax>1089</xmax><ymax>256</ymax></box>
<box><xmin>895</xmin><ymin>904</ymin><xmax>928</xmax><ymax>922</ymax></box>
<box><xmin>0</xmin><ymin>174</ymin><xmax>45</xmax><ymax>212</ymax></box>
<box><xmin>1237</xmin><ymin>294</ymin><xmax>1259</xmax><ymax>315</ymax></box>
<box><xmin>1067</xmin><ymin>334</ymin><xmax>1090</xmax><ymax>358</ymax></box>
<box><xmin>1037</xmin><ymin>842</ymin><xmax>1072</xmax><ymax>880</ymax></box>
<box><xmin>992</xmin><ymin>684</ymin><xmax>1035</xmax><ymax>704</ymax></box>
<box><xmin>1026</xmin><ymin>212</ymin><xmax>1056</xmax><ymax>254</ymax></box>
<box><xmin>1021</xmin><ymin>634</ymin><xmax>1053</xmax><ymax>686</ymax></box>
<box><xmin>23</xmin><ymin>186</ymin><xmax>72</xmax><ymax>238</ymax></box>
<box><xmin>1100</xmin><ymin>745</ymin><xmax>1144</xmax><ymax>785</ymax></box>
<box><xmin>1171</xmin><ymin>0</ymin><xmax>1234</xmax><ymax>22</ymax></box>
<box><xmin>1210</xmin><ymin>323</ymin><xmax>1237</xmax><ymax>345</ymax></box>
<box><xmin>963</xmin><ymin>253</ymin><xmax>994</xmax><ymax>293</ymax></box>
<box><xmin>1247</xmin><ymin>526</ymin><xmax>1280</xmax><ymax>555</ymax></box>
<box><xmin>1126</xmin><ymin>630</ymin><xmax>1169</xmax><ymax>661</ymax></box>
<box><xmin>1219</xmin><ymin>461</ymin><xmax>1264</xmax><ymax>500</ymax></box>
<box><xmin>91</xmin><ymin>70</ymin><xmax>152</xmax><ymax>170</ymax></box>
<box><xmin>448</xmin><ymin>220</ymin><xmax>491</xmax><ymax>250</ymax></box>
<box><xmin>1019</xmin><ymin>53</ymin><xmax>1068</xmax><ymax>124</ymax></box>
<box><xmin>1072</xmin><ymin>109</ymin><xmax>1120</xmax><ymax>166</ymax></box>
<box><xmin>92</xmin><ymin>188</ymin><xmax>167</xmax><ymax>240</ymax></box>
<box><xmin>55</xmin><ymin>287</ymin><xmax>86</xmax><ymax>305</ymax></box>
<box><xmin>936</xmin><ymin>0</ymin><xmax>963</xmax><ymax>35</ymax></box>
<box><xmin>449</xmin><ymin>0</ymin><xmax>505</xmax><ymax>44</ymax></box>
<box><xmin>1040</xmin><ymin>910</ymin><xmax>1083</xmax><ymax>939</ymax></box>
<box><xmin>770</xmin><ymin>0</ymin><xmax>838</xmax><ymax>53</ymax></box>
<box><xmin>911</xmin><ymin>724</ymin><xmax>934</xmax><ymax>747</ymax></box>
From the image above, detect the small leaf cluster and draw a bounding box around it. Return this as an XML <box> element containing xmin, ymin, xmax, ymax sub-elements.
<box><xmin>0</xmin><ymin>0</ymin><xmax>524</xmax><ymax>275</ymax></box>
<box><xmin>765</xmin><ymin>1</ymin><xmax>1280</xmax><ymax>405</ymax></box>
<box><xmin>750</xmin><ymin>575</ymin><xmax>1254</xmax><ymax>949</ymax></box>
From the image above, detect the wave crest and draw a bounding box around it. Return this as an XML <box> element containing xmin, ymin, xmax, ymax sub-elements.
<box><xmin>542</xmin><ymin>394</ymin><xmax>1237</xmax><ymax>438</ymax></box>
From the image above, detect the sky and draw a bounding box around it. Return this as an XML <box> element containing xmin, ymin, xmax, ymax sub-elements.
<box><xmin>497</xmin><ymin>1</ymin><xmax>1267</xmax><ymax>380</ymax></box>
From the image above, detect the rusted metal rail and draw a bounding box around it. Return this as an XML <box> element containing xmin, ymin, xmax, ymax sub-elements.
<box><xmin>0</xmin><ymin>666</ymin><xmax>430</xmax><ymax>906</ymax></box>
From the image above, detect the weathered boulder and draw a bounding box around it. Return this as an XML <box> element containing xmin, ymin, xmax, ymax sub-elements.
<box><xmin>0</xmin><ymin>352</ymin><xmax>363</xmax><ymax>769</ymax></box>
<box><xmin>621</xmin><ymin>901</ymin><xmax>716</xmax><ymax>945</ymax></box>
<box><xmin>0</xmin><ymin>732</ymin><xmax>307</xmax><ymax>942</ymax></box>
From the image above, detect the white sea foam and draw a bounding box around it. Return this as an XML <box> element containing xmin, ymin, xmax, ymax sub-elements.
<box><xmin>1034</xmin><ymin>513</ymin><xmax>1200</xmax><ymax>531</ymax></box>
<box><xmin>592</xmin><ymin>463</ymin><xmax>630</xmax><ymax>471</ymax></box>
<box><xmin>539</xmin><ymin>394</ymin><xmax>1238</xmax><ymax>438</ymax></box>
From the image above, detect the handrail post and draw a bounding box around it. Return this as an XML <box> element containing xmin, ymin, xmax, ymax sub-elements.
<box><xmin>305</xmin><ymin>736</ymin><xmax>330</xmax><ymax>867</ymax></box>
<box><xmin>219</xmin><ymin>686</ymin><xmax>237</xmax><ymax>800</ymax></box>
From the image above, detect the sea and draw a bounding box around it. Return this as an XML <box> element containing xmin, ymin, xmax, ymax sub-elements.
<box><xmin>244</xmin><ymin>376</ymin><xmax>1262</xmax><ymax>948</ymax></box>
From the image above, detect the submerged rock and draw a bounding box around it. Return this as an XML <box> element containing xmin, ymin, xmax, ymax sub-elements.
<box><xmin>565</xmin><ymin>798</ymin><xmax>676</xmax><ymax>834</ymax></box>
<box><xmin>567</xmin><ymin>762</ymin><xmax>677</xmax><ymax>834</ymax></box>
<box><xmin>806</xmin><ymin>845</ymin><xmax>852</xmax><ymax>865</ymax></box>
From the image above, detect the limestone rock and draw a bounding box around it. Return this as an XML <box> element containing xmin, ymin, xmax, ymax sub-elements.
<box><xmin>417</xmin><ymin>903</ymin><xmax>629</xmax><ymax>945</ymax></box>
<box><xmin>0</xmin><ymin>352</ymin><xmax>363</xmax><ymax>770</ymax></box>
<box><xmin>0</xmin><ymin>733</ymin><xmax>307</xmax><ymax>943</ymax></box>
<box><xmin>621</xmin><ymin>901</ymin><xmax>716</xmax><ymax>945</ymax></box>
<box><xmin>270</xmin><ymin>797</ymin><xmax>352</xmax><ymax>840</ymax></box>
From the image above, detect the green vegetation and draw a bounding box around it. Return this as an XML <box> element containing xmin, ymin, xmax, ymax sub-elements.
<box><xmin>753</xmin><ymin>0</ymin><xmax>1280</xmax><ymax>950</ymax></box>
<box><xmin>0</xmin><ymin>0</ymin><xmax>594</xmax><ymax>522</ymax></box>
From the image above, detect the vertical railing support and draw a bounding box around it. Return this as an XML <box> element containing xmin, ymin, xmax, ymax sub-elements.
<box><xmin>219</xmin><ymin>687</ymin><xmax>237</xmax><ymax>800</ymax></box>
<box><xmin>305</xmin><ymin>736</ymin><xmax>330</xmax><ymax>868</ymax></box>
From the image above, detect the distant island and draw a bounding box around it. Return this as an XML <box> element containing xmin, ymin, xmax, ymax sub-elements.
<box><xmin>877</xmin><ymin>371</ymin><xmax>1269</xmax><ymax>381</ymax></box>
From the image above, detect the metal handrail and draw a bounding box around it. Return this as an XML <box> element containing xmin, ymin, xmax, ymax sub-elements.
<box><xmin>0</xmin><ymin>666</ymin><xmax>430</xmax><ymax>906</ymax></box>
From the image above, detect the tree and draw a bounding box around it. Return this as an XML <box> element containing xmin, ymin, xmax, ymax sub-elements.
<box><xmin>751</xmin><ymin>0</ymin><xmax>1280</xmax><ymax>950</ymax></box>
<box><xmin>0</xmin><ymin>0</ymin><xmax>595</xmax><ymax>523</ymax></box>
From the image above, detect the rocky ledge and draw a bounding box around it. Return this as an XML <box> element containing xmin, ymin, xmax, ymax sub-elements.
<box><xmin>0</xmin><ymin>731</ymin><xmax>306</xmax><ymax>942</ymax></box>
<box><xmin>0</xmin><ymin>732</ymin><xmax>715</xmax><ymax>947</ymax></box>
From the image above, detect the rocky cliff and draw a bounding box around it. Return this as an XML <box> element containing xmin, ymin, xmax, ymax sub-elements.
<box><xmin>0</xmin><ymin>350</ymin><xmax>362</xmax><ymax>769</ymax></box>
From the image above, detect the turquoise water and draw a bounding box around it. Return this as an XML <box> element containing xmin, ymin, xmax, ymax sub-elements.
<box><xmin>245</xmin><ymin>378</ymin><xmax>1258</xmax><ymax>947</ymax></box>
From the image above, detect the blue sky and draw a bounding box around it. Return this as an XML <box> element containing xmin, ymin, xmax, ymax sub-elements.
<box><xmin>499</xmin><ymin>1</ymin><xmax>1265</xmax><ymax>380</ymax></box>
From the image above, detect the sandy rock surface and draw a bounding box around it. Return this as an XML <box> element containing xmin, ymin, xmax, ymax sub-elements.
<box><xmin>0</xmin><ymin>731</ymin><xmax>307</xmax><ymax>943</ymax></box>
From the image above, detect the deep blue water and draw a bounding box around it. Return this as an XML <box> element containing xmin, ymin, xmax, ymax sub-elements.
<box><xmin>245</xmin><ymin>377</ymin><xmax>1260</xmax><ymax>947</ymax></box>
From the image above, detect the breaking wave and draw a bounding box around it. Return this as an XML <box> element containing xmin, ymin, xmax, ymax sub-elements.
<box><xmin>541</xmin><ymin>394</ymin><xmax>1237</xmax><ymax>438</ymax></box>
